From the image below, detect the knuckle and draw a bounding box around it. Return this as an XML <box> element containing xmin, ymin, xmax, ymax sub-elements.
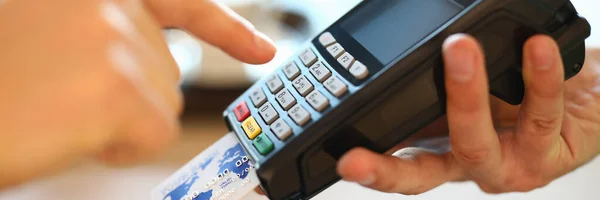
<box><xmin>524</xmin><ymin>111</ymin><xmax>560</xmax><ymax>134</ymax></box>
<box><xmin>97</xmin><ymin>62</ymin><xmax>139</xmax><ymax>106</ymax></box>
<box><xmin>453</xmin><ymin>147</ymin><xmax>491</xmax><ymax>165</ymax></box>
<box><xmin>502</xmin><ymin>173</ymin><xmax>549</xmax><ymax>192</ymax></box>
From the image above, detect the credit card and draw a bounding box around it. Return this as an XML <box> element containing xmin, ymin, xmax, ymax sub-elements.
<box><xmin>151</xmin><ymin>132</ymin><xmax>260</xmax><ymax>200</ymax></box>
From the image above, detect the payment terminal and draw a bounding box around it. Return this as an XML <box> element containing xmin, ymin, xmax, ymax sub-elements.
<box><xmin>222</xmin><ymin>0</ymin><xmax>591</xmax><ymax>199</ymax></box>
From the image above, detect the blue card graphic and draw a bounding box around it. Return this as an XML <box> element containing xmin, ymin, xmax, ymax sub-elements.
<box><xmin>152</xmin><ymin>133</ymin><xmax>259</xmax><ymax>200</ymax></box>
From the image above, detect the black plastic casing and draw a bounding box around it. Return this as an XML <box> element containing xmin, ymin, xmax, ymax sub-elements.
<box><xmin>222</xmin><ymin>0</ymin><xmax>591</xmax><ymax>199</ymax></box>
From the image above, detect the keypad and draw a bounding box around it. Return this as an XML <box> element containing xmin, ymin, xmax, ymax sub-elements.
<box><xmin>242</xmin><ymin>116</ymin><xmax>262</xmax><ymax>140</ymax></box>
<box><xmin>237</xmin><ymin>32</ymin><xmax>360</xmax><ymax>157</ymax></box>
<box><xmin>309</xmin><ymin>61</ymin><xmax>332</xmax><ymax>83</ymax></box>
<box><xmin>306</xmin><ymin>90</ymin><xmax>329</xmax><ymax>112</ymax></box>
<box><xmin>275</xmin><ymin>89</ymin><xmax>297</xmax><ymax>110</ymax></box>
<box><xmin>234</xmin><ymin>101</ymin><xmax>250</xmax><ymax>122</ymax></box>
<box><xmin>349</xmin><ymin>61</ymin><xmax>369</xmax><ymax>80</ymax></box>
<box><xmin>326</xmin><ymin>43</ymin><xmax>345</xmax><ymax>58</ymax></box>
<box><xmin>292</xmin><ymin>75</ymin><xmax>314</xmax><ymax>97</ymax></box>
<box><xmin>324</xmin><ymin>76</ymin><xmax>348</xmax><ymax>97</ymax></box>
<box><xmin>288</xmin><ymin>104</ymin><xmax>311</xmax><ymax>126</ymax></box>
<box><xmin>271</xmin><ymin>118</ymin><xmax>293</xmax><ymax>141</ymax></box>
<box><xmin>259</xmin><ymin>102</ymin><xmax>279</xmax><ymax>125</ymax></box>
<box><xmin>250</xmin><ymin>87</ymin><xmax>267</xmax><ymax>107</ymax></box>
<box><xmin>337</xmin><ymin>52</ymin><xmax>354</xmax><ymax>69</ymax></box>
<box><xmin>321</xmin><ymin>32</ymin><xmax>369</xmax><ymax>80</ymax></box>
<box><xmin>253</xmin><ymin>134</ymin><xmax>274</xmax><ymax>155</ymax></box>
<box><xmin>267</xmin><ymin>74</ymin><xmax>284</xmax><ymax>94</ymax></box>
<box><xmin>319</xmin><ymin>32</ymin><xmax>336</xmax><ymax>47</ymax></box>
<box><xmin>283</xmin><ymin>61</ymin><xmax>301</xmax><ymax>80</ymax></box>
<box><xmin>300</xmin><ymin>48</ymin><xmax>318</xmax><ymax>67</ymax></box>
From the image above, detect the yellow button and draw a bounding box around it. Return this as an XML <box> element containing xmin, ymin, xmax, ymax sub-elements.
<box><xmin>242</xmin><ymin>116</ymin><xmax>262</xmax><ymax>139</ymax></box>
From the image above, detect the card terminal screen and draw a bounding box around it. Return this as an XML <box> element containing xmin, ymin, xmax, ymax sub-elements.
<box><xmin>340</xmin><ymin>0</ymin><xmax>466</xmax><ymax>65</ymax></box>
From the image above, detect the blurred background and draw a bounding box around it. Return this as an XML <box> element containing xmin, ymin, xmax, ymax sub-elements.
<box><xmin>0</xmin><ymin>0</ymin><xmax>599</xmax><ymax>199</ymax></box>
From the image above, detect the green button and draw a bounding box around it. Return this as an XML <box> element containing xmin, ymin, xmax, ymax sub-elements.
<box><xmin>253</xmin><ymin>134</ymin><xmax>274</xmax><ymax>155</ymax></box>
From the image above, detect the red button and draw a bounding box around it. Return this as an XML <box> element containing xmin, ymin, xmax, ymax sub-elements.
<box><xmin>234</xmin><ymin>101</ymin><xmax>251</xmax><ymax>122</ymax></box>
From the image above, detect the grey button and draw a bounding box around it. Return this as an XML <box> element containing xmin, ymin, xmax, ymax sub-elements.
<box><xmin>258</xmin><ymin>102</ymin><xmax>279</xmax><ymax>125</ymax></box>
<box><xmin>309</xmin><ymin>61</ymin><xmax>332</xmax><ymax>83</ymax></box>
<box><xmin>349</xmin><ymin>61</ymin><xmax>369</xmax><ymax>80</ymax></box>
<box><xmin>275</xmin><ymin>89</ymin><xmax>297</xmax><ymax>110</ymax></box>
<box><xmin>288</xmin><ymin>104</ymin><xmax>311</xmax><ymax>126</ymax></box>
<box><xmin>324</xmin><ymin>76</ymin><xmax>348</xmax><ymax>97</ymax></box>
<box><xmin>326</xmin><ymin>43</ymin><xmax>344</xmax><ymax>58</ymax></box>
<box><xmin>306</xmin><ymin>90</ymin><xmax>330</xmax><ymax>112</ymax></box>
<box><xmin>337</xmin><ymin>52</ymin><xmax>354</xmax><ymax>69</ymax></box>
<box><xmin>283</xmin><ymin>61</ymin><xmax>300</xmax><ymax>80</ymax></box>
<box><xmin>249</xmin><ymin>87</ymin><xmax>267</xmax><ymax>107</ymax></box>
<box><xmin>319</xmin><ymin>32</ymin><xmax>336</xmax><ymax>47</ymax></box>
<box><xmin>292</xmin><ymin>75</ymin><xmax>314</xmax><ymax>97</ymax></box>
<box><xmin>300</xmin><ymin>48</ymin><xmax>317</xmax><ymax>67</ymax></box>
<box><xmin>271</xmin><ymin>118</ymin><xmax>293</xmax><ymax>141</ymax></box>
<box><xmin>266</xmin><ymin>74</ymin><xmax>284</xmax><ymax>94</ymax></box>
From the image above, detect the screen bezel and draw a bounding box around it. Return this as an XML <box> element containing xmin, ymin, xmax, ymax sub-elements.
<box><xmin>312</xmin><ymin>0</ymin><xmax>477</xmax><ymax>86</ymax></box>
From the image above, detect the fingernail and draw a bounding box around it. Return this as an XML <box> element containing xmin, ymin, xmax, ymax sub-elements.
<box><xmin>254</xmin><ymin>30</ymin><xmax>276</xmax><ymax>51</ymax></box>
<box><xmin>443</xmin><ymin>34</ymin><xmax>475</xmax><ymax>82</ymax></box>
<box><xmin>529</xmin><ymin>37</ymin><xmax>556</xmax><ymax>71</ymax></box>
<box><xmin>358</xmin><ymin>173</ymin><xmax>376</xmax><ymax>186</ymax></box>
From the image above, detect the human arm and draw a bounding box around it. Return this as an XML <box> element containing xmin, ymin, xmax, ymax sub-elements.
<box><xmin>0</xmin><ymin>0</ymin><xmax>276</xmax><ymax>188</ymax></box>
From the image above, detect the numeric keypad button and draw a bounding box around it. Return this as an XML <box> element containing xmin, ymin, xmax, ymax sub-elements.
<box><xmin>283</xmin><ymin>61</ymin><xmax>300</xmax><ymax>80</ymax></box>
<box><xmin>266</xmin><ymin>74</ymin><xmax>284</xmax><ymax>94</ymax></box>
<box><xmin>288</xmin><ymin>104</ymin><xmax>311</xmax><ymax>126</ymax></box>
<box><xmin>300</xmin><ymin>48</ymin><xmax>318</xmax><ymax>67</ymax></box>
<box><xmin>258</xmin><ymin>102</ymin><xmax>279</xmax><ymax>125</ymax></box>
<box><xmin>275</xmin><ymin>89</ymin><xmax>297</xmax><ymax>110</ymax></box>
<box><xmin>292</xmin><ymin>75</ymin><xmax>314</xmax><ymax>97</ymax></box>
<box><xmin>309</xmin><ymin>62</ymin><xmax>332</xmax><ymax>83</ymax></box>
<box><xmin>324</xmin><ymin>76</ymin><xmax>348</xmax><ymax>97</ymax></box>
<box><xmin>250</xmin><ymin>88</ymin><xmax>267</xmax><ymax>107</ymax></box>
<box><xmin>271</xmin><ymin>118</ymin><xmax>293</xmax><ymax>141</ymax></box>
<box><xmin>306</xmin><ymin>90</ymin><xmax>330</xmax><ymax>112</ymax></box>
